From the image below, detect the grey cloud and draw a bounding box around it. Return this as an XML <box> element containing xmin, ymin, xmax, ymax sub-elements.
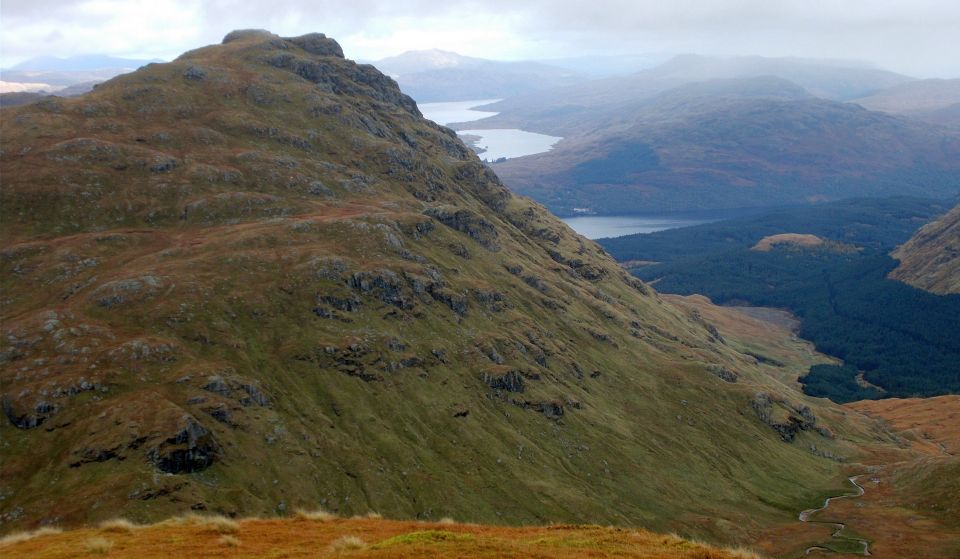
<box><xmin>1</xmin><ymin>0</ymin><xmax>957</xmax><ymax>77</ymax></box>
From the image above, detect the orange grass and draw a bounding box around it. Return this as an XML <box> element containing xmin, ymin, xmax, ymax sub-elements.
<box><xmin>847</xmin><ymin>396</ymin><xmax>960</xmax><ymax>454</ymax></box>
<box><xmin>0</xmin><ymin>517</ymin><xmax>765</xmax><ymax>558</ymax></box>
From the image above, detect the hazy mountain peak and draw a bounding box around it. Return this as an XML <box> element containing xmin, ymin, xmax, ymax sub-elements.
<box><xmin>373</xmin><ymin>49</ymin><xmax>483</xmax><ymax>76</ymax></box>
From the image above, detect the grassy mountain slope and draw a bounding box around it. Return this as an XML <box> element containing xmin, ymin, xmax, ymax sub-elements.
<box><xmin>488</xmin><ymin>81</ymin><xmax>960</xmax><ymax>214</ymax></box>
<box><xmin>1</xmin><ymin>30</ymin><xmax>882</xmax><ymax>543</ymax></box>
<box><xmin>891</xmin><ymin>203</ymin><xmax>960</xmax><ymax>294</ymax></box>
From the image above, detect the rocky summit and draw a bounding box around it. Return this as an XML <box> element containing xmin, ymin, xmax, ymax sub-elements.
<box><xmin>1</xmin><ymin>30</ymin><xmax>870</xmax><ymax>541</ymax></box>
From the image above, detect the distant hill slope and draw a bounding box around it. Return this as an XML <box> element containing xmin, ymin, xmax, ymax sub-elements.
<box><xmin>848</xmin><ymin>395</ymin><xmax>960</xmax><ymax>455</ymax></box>
<box><xmin>0</xmin><ymin>91</ymin><xmax>46</xmax><ymax>107</ymax></box>
<box><xmin>372</xmin><ymin>49</ymin><xmax>582</xmax><ymax>102</ymax></box>
<box><xmin>637</xmin><ymin>54</ymin><xmax>911</xmax><ymax>100</ymax></box>
<box><xmin>891</xmin><ymin>203</ymin><xmax>960</xmax><ymax>294</ymax></box>
<box><xmin>853</xmin><ymin>79</ymin><xmax>960</xmax><ymax>127</ymax></box>
<box><xmin>489</xmin><ymin>78</ymin><xmax>960</xmax><ymax>215</ymax></box>
<box><xmin>0</xmin><ymin>29</ymin><xmax>873</xmax><ymax>541</ymax></box>
<box><xmin>0</xmin><ymin>83</ymin><xmax>97</xmax><ymax>108</ymax></box>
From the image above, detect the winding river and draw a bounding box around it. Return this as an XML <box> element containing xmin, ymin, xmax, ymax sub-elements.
<box><xmin>799</xmin><ymin>475</ymin><xmax>870</xmax><ymax>556</ymax></box>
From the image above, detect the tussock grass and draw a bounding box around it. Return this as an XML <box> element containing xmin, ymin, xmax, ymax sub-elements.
<box><xmin>294</xmin><ymin>507</ymin><xmax>336</xmax><ymax>521</ymax></box>
<box><xmin>85</xmin><ymin>536</ymin><xmax>114</xmax><ymax>554</ymax></box>
<box><xmin>98</xmin><ymin>518</ymin><xmax>139</xmax><ymax>532</ymax></box>
<box><xmin>0</xmin><ymin>527</ymin><xmax>62</xmax><ymax>546</ymax></box>
<box><xmin>218</xmin><ymin>535</ymin><xmax>241</xmax><ymax>547</ymax></box>
<box><xmin>685</xmin><ymin>543</ymin><xmax>767</xmax><ymax>559</ymax></box>
<box><xmin>328</xmin><ymin>535</ymin><xmax>366</xmax><ymax>552</ymax></box>
<box><xmin>167</xmin><ymin>513</ymin><xmax>239</xmax><ymax>533</ymax></box>
<box><xmin>201</xmin><ymin>515</ymin><xmax>240</xmax><ymax>534</ymax></box>
<box><xmin>723</xmin><ymin>547</ymin><xmax>765</xmax><ymax>559</ymax></box>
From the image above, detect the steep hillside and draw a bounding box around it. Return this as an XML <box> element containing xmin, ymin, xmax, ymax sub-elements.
<box><xmin>489</xmin><ymin>81</ymin><xmax>960</xmax><ymax>214</ymax></box>
<box><xmin>1</xmin><ymin>29</ymin><xmax>879</xmax><ymax>543</ymax></box>
<box><xmin>891</xmin><ymin>203</ymin><xmax>960</xmax><ymax>294</ymax></box>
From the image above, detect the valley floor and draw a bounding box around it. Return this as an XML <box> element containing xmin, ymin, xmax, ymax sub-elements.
<box><xmin>753</xmin><ymin>395</ymin><xmax>960</xmax><ymax>558</ymax></box>
<box><xmin>754</xmin><ymin>458</ymin><xmax>960</xmax><ymax>559</ymax></box>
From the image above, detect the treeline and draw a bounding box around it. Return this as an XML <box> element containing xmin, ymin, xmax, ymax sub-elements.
<box><xmin>599</xmin><ymin>197</ymin><xmax>960</xmax><ymax>403</ymax></box>
<box><xmin>600</xmin><ymin>196</ymin><xmax>952</xmax><ymax>261</ymax></box>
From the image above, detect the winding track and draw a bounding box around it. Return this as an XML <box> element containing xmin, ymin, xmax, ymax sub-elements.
<box><xmin>798</xmin><ymin>475</ymin><xmax>870</xmax><ymax>556</ymax></box>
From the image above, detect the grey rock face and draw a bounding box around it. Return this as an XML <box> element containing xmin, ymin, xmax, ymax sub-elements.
<box><xmin>424</xmin><ymin>207</ymin><xmax>499</xmax><ymax>251</ymax></box>
<box><xmin>482</xmin><ymin>370</ymin><xmax>525</xmax><ymax>393</ymax></box>
<box><xmin>147</xmin><ymin>415</ymin><xmax>219</xmax><ymax>474</ymax></box>
<box><xmin>287</xmin><ymin>33</ymin><xmax>344</xmax><ymax>58</ymax></box>
<box><xmin>183</xmin><ymin>66</ymin><xmax>207</xmax><ymax>80</ymax></box>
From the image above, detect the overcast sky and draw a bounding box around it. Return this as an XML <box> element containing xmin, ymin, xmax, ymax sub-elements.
<box><xmin>2</xmin><ymin>0</ymin><xmax>958</xmax><ymax>77</ymax></box>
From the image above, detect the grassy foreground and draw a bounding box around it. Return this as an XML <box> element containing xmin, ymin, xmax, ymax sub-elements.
<box><xmin>0</xmin><ymin>514</ymin><xmax>764</xmax><ymax>558</ymax></box>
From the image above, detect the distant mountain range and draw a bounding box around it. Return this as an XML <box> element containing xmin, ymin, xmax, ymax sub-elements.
<box><xmin>488</xmin><ymin>76</ymin><xmax>960</xmax><ymax>214</ymax></box>
<box><xmin>370</xmin><ymin>49</ymin><xmax>584</xmax><ymax>102</ymax></box>
<box><xmin>0</xmin><ymin>55</ymin><xmax>161</xmax><ymax>98</ymax></box>
<box><xmin>446</xmin><ymin>55</ymin><xmax>960</xmax><ymax>215</ymax></box>
<box><xmin>6</xmin><ymin>54</ymin><xmax>162</xmax><ymax>73</ymax></box>
<box><xmin>474</xmin><ymin>54</ymin><xmax>914</xmax><ymax>128</ymax></box>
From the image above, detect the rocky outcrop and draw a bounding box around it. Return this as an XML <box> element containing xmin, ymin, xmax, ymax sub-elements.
<box><xmin>147</xmin><ymin>415</ymin><xmax>219</xmax><ymax>474</ymax></box>
<box><xmin>752</xmin><ymin>392</ymin><xmax>832</xmax><ymax>442</ymax></box>
<box><xmin>482</xmin><ymin>370</ymin><xmax>525</xmax><ymax>393</ymax></box>
<box><xmin>2</xmin><ymin>395</ymin><xmax>58</xmax><ymax>430</ymax></box>
<box><xmin>287</xmin><ymin>33</ymin><xmax>344</xmax><ymax>58</ymax></box>
<box><xmin>707</xmin><ymin>364</ymin><xmax>739</xmax><ymax>383</ymax></box>
<box><xmin>201</xmin><ymin>375</ymin><xmax>270</xmax><ymax>407</ymax></box>
<box><xmin>222</xmin><ymin>29</ymin><xmax>275</xmax><ymax>44</ymax></box>
<box><xmin>258</xmin><ymin>32</ymin><xmax>419</xmax><ymax>116</ymax></box>
<box><xmin>90</xmin><ymin>275</ymin><xmax>163</xmax><ymax>308</ymax></box>
<box><xmin>423</xmin><ymin>207</ymin><xmax>499</xmax><ymax>251</ymax></box>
